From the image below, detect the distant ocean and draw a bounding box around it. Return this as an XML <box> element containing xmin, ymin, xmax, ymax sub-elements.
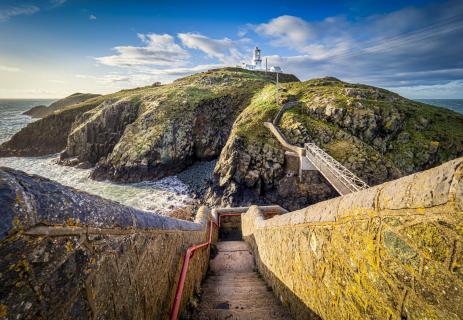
<box><xmin>415</xmin><ymin>99</ymin><xmax>463</xmax><ymax>114</ymax></box>
<box><xmin>0</xmin><ymin>99</ymin><xmax>54</xmax><ymax>144</ymax></box>
<box><xmin>0</xmin><ymin>99</ymin><xmax>194</xmax><ymax>214</ymax></box>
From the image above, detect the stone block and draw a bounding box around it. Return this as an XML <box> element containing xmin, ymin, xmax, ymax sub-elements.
<box><xmin>336</xmin><ymin>186</ymin><xmax>379</xmax><ymax>217</ymax></box>
<box><xmin>378</xmin><ymin>173</ymin><xmax>415</xmax><ymax>210</ymax></box>
<box><xmin>402</xmin><ymin>223</ymin><xmax>450</xmax><ymax>263</ymax></box>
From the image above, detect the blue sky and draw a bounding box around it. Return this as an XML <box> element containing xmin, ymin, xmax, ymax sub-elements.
<box><xmin>0</xmin><ymin>0</ymin><xmax>462</xmax><ymax>98</ymax></box>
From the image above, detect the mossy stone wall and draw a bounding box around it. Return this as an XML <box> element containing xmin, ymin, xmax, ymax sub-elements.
<box><xmin>243</xmin><ymin>157</ymin><xmax>463</xmax><ymax>319</ymax></box>
<box><xmin>0</xmin><ymin>168</ymin><xmax>216</xmax><ymax>319</ymax></box>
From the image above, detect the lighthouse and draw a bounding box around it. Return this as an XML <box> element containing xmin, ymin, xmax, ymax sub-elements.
<box><xmin>253</xmin><ymin>47</ymin><xmax>262</xmax><ymax>69</ymax></box>
<box><xmin>240</xmin><ymin>46</ymin><xmax>282</xmax><ymax>72</ymax></box>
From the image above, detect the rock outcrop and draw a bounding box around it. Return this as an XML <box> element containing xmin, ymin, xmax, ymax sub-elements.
<box><xmin>0</xmin><ymin>96</ymin><xmax>108</xmax><ymax>157</ymax></box>
<box><xmin>59</xmin><ymin>68</ymin><xmax>298</xmax><ymax>182</ymax></box>
<box><xmin>1</xmin><ymin>69</ymin><xmax>298</xmax><ymax>179</ymax></box>
<box><xmin>3</xmin><ymin>71</ymin><xmax>462</xmax><ymax>212</ymax></box>
<box><xmin>23</xmin><ymin>92</ymin><xmax>100</xmax><ymax>118</ymax></box>
<box><xmin>207</xmin><ymin>78</ymin><xmax>463</xmax><ymax>210</ymax></box>
<box><xmin>60</xmin><ymin>97</ymin><xmax>142</xmax><ymax>167</ymax></box>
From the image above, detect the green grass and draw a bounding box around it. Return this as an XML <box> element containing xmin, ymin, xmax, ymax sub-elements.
<box><xmin>228</xmin><ymin>76</ymin><xmax>463</xmax><ymax>182</ymax></box>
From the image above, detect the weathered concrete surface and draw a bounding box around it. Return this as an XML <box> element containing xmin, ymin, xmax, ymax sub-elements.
<box><xmin>242</xmin><ymin>157</ymin><xmax>463</xmax><ymax>320</ymax></box>
<box><xmin>0</xmin><ymin>168</ymin><xmax>216</xmax><ymax>319</ymax></box>
<box><xmin>192</xmin><ymin>241</ymin><xmax>292</xmax><ymax>319</ymax></box>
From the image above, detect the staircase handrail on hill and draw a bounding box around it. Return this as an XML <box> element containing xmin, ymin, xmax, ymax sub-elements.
<box><xmin>304</xmin><ymin>143</ymin><xmax>369</xmax><ymax>194</ymax></box>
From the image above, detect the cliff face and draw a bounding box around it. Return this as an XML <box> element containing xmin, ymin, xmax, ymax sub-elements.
<box><xmin>0</xmin><ymin>96</ymin><xmax>110</xmax><ymax>157</ymax></box>
<box><xmin>61</xmin><ymin>97</ymin><xmax>142</xmax><ymax>167</ymax></box>
<box><xmin>1</xmin><ymin>68</ymin><xmax>296</xmax><ymax>170</ymax></box>
<box><xmin>23</xmin><ymin>93</ymin><xmax>100</xmax><ymax>118</ymax></box>
<box><xmin>3</xmin><ymin>71</ymin><xmax>462</xmax><ymax>211</ymax></box>
<box><xmin>59</xmin><ymin>68</ymin><xmax>298</xmax><ymax>182</ymax></box>
<box><xmin>207</xmin><ymin>78</ymin><xmax>463</xmax><ymax>209</ymax></box>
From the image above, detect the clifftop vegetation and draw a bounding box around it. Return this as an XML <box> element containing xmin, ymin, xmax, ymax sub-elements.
<box><xmin>209</xmin><ymin>77</ymin><xmax>463</xmax><ymax>208</ymax></box>
<box><xmin>23</xmin><ymin>92</ymin><xmax>101</xmax><ymax>118</ymax></box>
<box><xmin>1</xmin><ymin>68</ymin><xmax>462</xmax><ymax>210</ymax></box>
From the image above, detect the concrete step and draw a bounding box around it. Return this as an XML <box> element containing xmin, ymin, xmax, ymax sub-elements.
<box><xmin>191</xmin><ymin>241</ymin><xmax>292</xmax><ymax>319</ymax></box>
<box><xmin>216</xmin><ymin>241</ymin><xmax>251</xmax><ymax>251</ymax></box>
<box><xmin>210</xmin><ymin>242</ymin><xmax>255</xmax><ymax>274</ymax></box>
<box><xmin>194</xmin><ymin>308</ymin><xmax>291</xmax><ymax>320</ymax></box>
<box><xmin>206</xmin><ymin>273</ymin><xmax>261</xmax><ymax>280</ymax></box>
<box><xmin>201</xmin><ymin>286</ymin><xmax>272</xmax><ymax>297</ymax></box>
<box><xmin>202</xmin><ymin>278</ymin><xmax>265</xmax><ymax>286</ymax></box>
<box><xmin>201</xmin><ymin>297</ymin><xmax>283</xmax><ymax>310</ymax></box>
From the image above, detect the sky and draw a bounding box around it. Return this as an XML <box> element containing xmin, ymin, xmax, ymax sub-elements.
<box><xmin>0</xmin><ymin>0</ymin><xmax>462</xmax><ymax>99</ymax></box>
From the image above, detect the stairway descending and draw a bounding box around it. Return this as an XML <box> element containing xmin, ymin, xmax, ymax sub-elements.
<box><xmin>193</xmin><ymin>241</ymin><xmax>292</xmax><ymax>320</ymax></box>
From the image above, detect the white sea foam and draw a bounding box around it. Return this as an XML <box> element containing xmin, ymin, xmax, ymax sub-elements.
<box><xmin>0</xmin><ymin>100</ymin><xmax>196</xmax><ymax>215</ymax></box>
<box><xmin>0</xmin><ymin>155</ymin><xmax>195</xmax><ymax>214</ymax></box>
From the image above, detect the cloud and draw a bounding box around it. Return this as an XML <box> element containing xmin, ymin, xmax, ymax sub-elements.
<box><xmin>255</xmin><ymin>15</ymin><xmax>314</xmax><ymax>49</ymax></box>
<box><xmin>178</xmin><ymin>33</ymin><xmax>244</xmax><ymax>64</ymax></box>
<box><xmin>95</xmin><ymin>33</ymin><xmax>190</xmax><ymax>67</ymax></box>
<box><xmin>49</xmin><ymin>79</ymin><xmax>65</xmax><ymax>84</ymax></box>
<box><xmin>0</xmin><ymin>64</ymin><xmax>21</xmax><ymax>72</ymax></box>
<box><xmin>74</xmin><ymin>63</ymin><xmax>225</xmax><ymax>92</ymax></box>
<box><xmin>0</xmin><ymin>5</ymin><xmax>39</xmax><ymax>22</ymax></box>
<box><xmin>140</xmin><ymin>63</ymin><xmax>225</xmax><ymax>78</ymax></box>
<box><xmin>50</xmin><ymin>0</ymin><xmax>66</xmax><ymax>8</ymax></box>
<box><xmin>252</xmin><ymin>0</ymin><xmax>463</xmax><ymax>94</ymax></box>
<box><xmin>89</xmin><ymin>14</ymin><xmax>96</xmax><ymax>20</ymax></box>
<box><xmin>390</xmin><ymin>80</ymin><xmax>463</xmax><ymax>99</ymax></box>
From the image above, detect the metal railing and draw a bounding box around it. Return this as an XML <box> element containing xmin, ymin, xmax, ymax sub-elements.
<box><xmin>170</xmin><ymin>219</ymin><xmax>217</xmax><ymax>320</ymax></box>
<box><xmin>304</xmin><ymin>143</ymin><xmax>369</xmax><ymax>195</ymax></box>
<box><xmin>170</xmin><ymin>205</ymin><xmax>287</xmax><ymax>319</ymax></box>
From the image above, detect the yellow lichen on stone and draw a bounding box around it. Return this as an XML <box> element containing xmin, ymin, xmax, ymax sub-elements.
<box><xmin>416</xmin><ymin>207</ymin><xmax>426</xmax><ymax>214</ymax></box>
<box><xmin>0</xmin><ymin>304</ymin><xmax>8</xmax><ymax>318</ymax></box>
<box><xmin>65</xmin><ymin>240</ymin><xmax>74</xmax><ymax>252</ymax></box>
<box><xmin>242</xmin><ymin>160</ymin><xmax>463</xmax><ymax>319</ymax></box>
<box><xmin>66</xmin><ymin>217</ymin><xmax>81</xmax><ymax>226</ymax></box>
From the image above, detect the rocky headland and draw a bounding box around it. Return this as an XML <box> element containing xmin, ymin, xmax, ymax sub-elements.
<box><xmin>206</xmin><ymin>77</ymin><xmax>463</xmax><ymax>209</ymax></box>
<box><xmin>22</xmin><ymin>92</ymin><xmax>100</xmax><ymax>118</ymax></box>
<box><xmin>1</xmin><ymin>69</ymin><xmax>462</xmax><ymax>211</ymax></box>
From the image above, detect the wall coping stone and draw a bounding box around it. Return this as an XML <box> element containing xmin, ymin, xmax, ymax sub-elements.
<box><xmin>0</xmin><ymin>167</ymin><xmax>204</xmax><ymax>241</ymax></box>
<box><xmin>252</xmin><ymin>157</ymin><xmax>463</xmax><ymax>228</ymax></box>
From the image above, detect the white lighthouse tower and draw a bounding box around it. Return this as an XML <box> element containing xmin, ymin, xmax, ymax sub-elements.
<box><xmin>253</xmin><ymin>47</ymin><xmax>262</xmax><ymax>69</ymax></box>
<box><xmin>240</xmin><ymin>46</ymin><xmax>282</xmax><ymax>72</ymax></box>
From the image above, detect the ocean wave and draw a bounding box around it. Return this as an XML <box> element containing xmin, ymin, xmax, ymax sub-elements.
<box><xmin>0</xmin><ymin>155</ymin><xmax>195</xmax><ymax>215</ymax></box>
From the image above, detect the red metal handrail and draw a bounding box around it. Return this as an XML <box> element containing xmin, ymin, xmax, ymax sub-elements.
<box><xmin>170</xmin><ymin>219</ymin><xmax>217</xmax><ymax>320</ymax></box>
<box><xmin>170</xmin><ymin>211</ymin><xmax>247</xmax><ymax>319</ymax></box>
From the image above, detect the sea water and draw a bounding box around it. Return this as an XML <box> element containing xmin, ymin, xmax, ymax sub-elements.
<box><xmin>415</xmin><ymin>99</ymin><xmax>463</xmax><ymax>114</ymax></box>
<box><xmin>0</xmin><ymin>99</ymin><xmax>194</xmax><ymax>214</ymax></box>
<box><xmin>0</xmin><ymin>98</ymin><xmax>462</xmax><ymax>213</ymax></box>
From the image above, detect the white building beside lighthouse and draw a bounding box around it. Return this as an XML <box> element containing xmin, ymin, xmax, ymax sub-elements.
<box><xmin>241</xmin><ymin>47</ymin><xmax>282</xmax><ymax>72</ymax></box>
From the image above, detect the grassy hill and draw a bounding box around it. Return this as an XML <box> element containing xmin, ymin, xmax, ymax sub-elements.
<box><xmin>23</xmin><ymin>92</ymin><xmax>100</xmax><ymax>118</ymax></box>
<box><xmin>209</xmin><ymin>77</ymin><xmax>463</xmax><ymax>208</ymax></box>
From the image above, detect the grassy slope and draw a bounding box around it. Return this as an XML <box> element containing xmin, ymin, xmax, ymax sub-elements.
<box><xmin>23</xmin><ymin>93</ymin><xmax>100</xmax><ymax>118</ymax></box>
<box><xmin>229</xmin><ymin>77</ymin><xmax>463</xmax><ymax>184</ymax></box>
<box><xmin>99</xmin><ymin>68</ymin><xmax>298</xmax><ymax>164</ymax></box>
<box><xmin>1</xmin><ymin>67</ymin><xmax>298</xmax><ymax>159</ymax></box>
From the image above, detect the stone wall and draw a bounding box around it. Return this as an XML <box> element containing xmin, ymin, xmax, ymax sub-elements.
<box><xmin>242</xmin><ymin>157</ymin><xmax>463</xmax><ymax>320</ymax></box>
<box><xmin>0</xmin><ymin>168</ymin><xmax>216</xmax><ymax>319</ymax></box>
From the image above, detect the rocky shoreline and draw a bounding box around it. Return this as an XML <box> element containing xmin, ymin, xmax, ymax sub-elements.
<box><xmin>1</xmin><ymin>68</ymin><xmax>462</xmax><ymax>213</ymax></box>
